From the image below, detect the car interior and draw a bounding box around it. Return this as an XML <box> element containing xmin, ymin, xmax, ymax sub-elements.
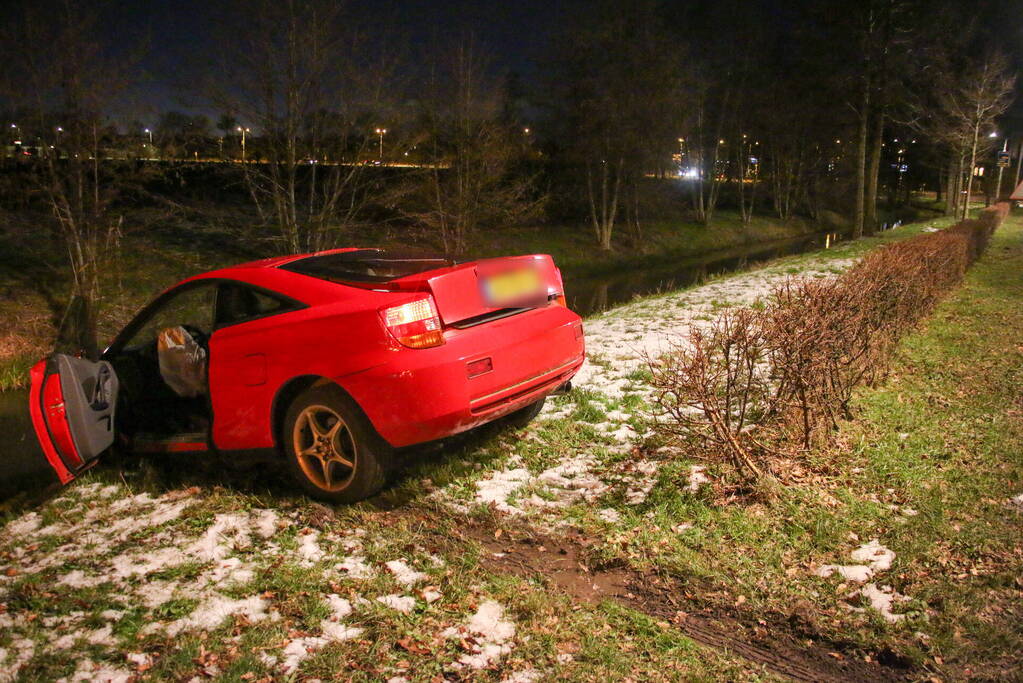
<box><xmin>107</xmin><ymin>280</ymin><xmax>299</xmax><ymax>445</ymax></box>
<box><xmin>109</xmin><ymin>283</ymin><xmax>217</xmax><ymax>441</ymax></box>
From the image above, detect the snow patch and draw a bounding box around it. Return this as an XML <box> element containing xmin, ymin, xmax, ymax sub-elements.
<box><xmin>688</xmin><ymin>465</ymin><xmax>710</xmax><ymax>492</ymax></box>
<box><xmin>297</xmin><ymin>530</ymin><xmax>325</xmax><ymax>566</ymax></box>
<box><xmin>854</xmin><ymin>584</ymin><xmax>911</xmax><ymax>623</ymax></box>
<box><xmin>385</xmin><ymin>559</ymin><xmax>427</xmax><ymax>587</ymax></box>
<box><xmin>475</xmin><ymin>468</ymin><xmax>534</xmax><ymax>514</ymax></box>
<box><xmin>164</xmin><ymin>594</ymin><xmax>271</xmax><ymax>636</ymax></box>
<box><xmin>455</xmin><ymin>600</ymin><xmax>517</xmax><ymax>670</ymax></box>
<box><xmin>376</xmin><ymin>594</ymin><xmax>416</xmax><ymax>613</ymax></box>
<box><xmin>55</xmin><ymin>658</ymin><xmax>132</xmax><ymax>683</ymax></box>
<box><xmin>816</xmin><ymin>539</ymin><xmax>895</xmax><ymax>583</ymax></box>
<box><xmin>336</xmin><ymin>555</ymin><xmax>375</xmax><ymax>580</ymax></box>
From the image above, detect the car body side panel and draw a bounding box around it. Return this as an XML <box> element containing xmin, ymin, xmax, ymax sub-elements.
<box><xmin>208</xmin><ymin>301</ymin><xmax>395</xmax><ymax>451</ymax></box>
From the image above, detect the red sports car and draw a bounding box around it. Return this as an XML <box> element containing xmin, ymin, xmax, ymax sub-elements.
<box><xmin>28</xmin><ymin>249</ymin><xmax>585</xmax><ymax>502</ymax></box>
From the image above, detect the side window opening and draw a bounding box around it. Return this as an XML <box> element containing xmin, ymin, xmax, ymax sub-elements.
<box><xmin>121</xmin><ymin>283</ymin><xmax>217</xmax><ymax>352</ymax></box>
<box><xmin>216</xmin><ymin>282</ymin><xmax>297</xmax><ymax>327</ymax></box>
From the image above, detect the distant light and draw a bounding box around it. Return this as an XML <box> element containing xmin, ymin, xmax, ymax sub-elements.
<box><xmin>989</xmin><ymin>131</ymin><xmax>998</xmax><ymax>138</ymax></box>
<box><xmin>718</xmin><ymin>139</ymin><xmax>725</xmax><ymax>145</ymax></box>
<box><xmin>835</xmin><ymin>139</ymin><xmax>841</xmax><ymax>144</ymax></box>
<box><xmin>56</xmin><ymin>127</ymin><xmax>63</xmax><ymax>132</ymax></box>
<box><xmin>523</xmin><ymin>127</ymin><xmax>530</xmax><ymax>134</ymax></box>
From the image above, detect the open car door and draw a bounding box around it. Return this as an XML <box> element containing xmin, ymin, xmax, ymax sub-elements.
<box><xmin>28</xmin><ymin>354</ymin><xmax>119</xmax><ymax>484</ymax></box>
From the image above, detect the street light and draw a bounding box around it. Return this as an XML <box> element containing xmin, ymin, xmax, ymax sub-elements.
<box><xmin>236</xmin><ymin>126</ymin><xmax>249</xmax><ymax>161</ymax></box>
<box><xmin>143</xmin><ymin>128</ymin><xmax>152</xmax><ymax>144</ymax></box>
<box><xmin>375</xmin><ymin>128</ymin><xmax>387</xmax><ymax>159</ymax></box>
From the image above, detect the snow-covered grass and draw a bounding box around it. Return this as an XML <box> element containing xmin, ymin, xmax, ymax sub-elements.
<box><xmin>0</xmin><ymin>476</ymin><xmax>770</xmax><ymax>681</ymax></box>
<box><xmin>408</xmin><ymin>215</ymin><xmax>1023</xmax><ymax>674</ymax></box>
<box><xmin>1</xmin><ymin>213</ymin><xmax>1018</xmax><ymax>679</ymax></box>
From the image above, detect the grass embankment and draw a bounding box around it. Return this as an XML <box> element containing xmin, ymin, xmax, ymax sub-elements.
<box><xmin>391</xmin><ymin>213</ymin><xmax>1021</xmax><ymax>676</ymax></box>
<box><xmin>0</xmin><ymin>212</ymin><xmax>1010</xmax><ymax>681</ymax></box>
<box><xmin>467</xmin><ymin>212</ymin><xmax>826</xmax><ymax>277</ymax></box>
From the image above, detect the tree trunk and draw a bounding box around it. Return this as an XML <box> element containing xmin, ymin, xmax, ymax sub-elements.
<box><xmin>865</xmin><ymin>110</ymin><xmax>884</xmax><ymax>233</ymax></box>
<box><xmin>853</xmin><ymin>80</ymin><xmax>870</xmax><ymax>239</ymax></box>
<box><xmin>963</xmin><ymin>123</ymin><xmax>980</xmax><ymax>220</ymax></box>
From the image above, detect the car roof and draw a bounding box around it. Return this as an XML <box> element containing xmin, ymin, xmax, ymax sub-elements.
<box><xmin>180</xmin><ymin>248</ymin><xmax>369</xmax><ymax>305</ymax></box>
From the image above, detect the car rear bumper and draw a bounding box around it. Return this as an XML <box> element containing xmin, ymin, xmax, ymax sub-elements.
<box><xmin>340</xmin><ymin>305</ymin><xmax>585</xmax><ymax>447</ymax></box>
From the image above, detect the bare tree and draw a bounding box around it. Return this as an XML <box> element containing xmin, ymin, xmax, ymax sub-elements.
<box><xmin>211</xmin><ymin>0</ymin><xmax>401</xmax><ymax>253</ymax></box>
<box><xmin>406</xmin><ymin>39</ymin><xmax>541</xmax><ymax>254</ymax></box>
<box><xmin>949</xmin><ymin>55</ymin><xmax>1015</xmax><ymax>219</ymax></box>
<box><xmin>0</xmin><ymin>1</ymin><xmax>136</xmax><ymax>356</ymax></box>
<box><xmin>554</xmin><ymin>0</ymin><xmax>678</xmax><ymax>249</ymax></box>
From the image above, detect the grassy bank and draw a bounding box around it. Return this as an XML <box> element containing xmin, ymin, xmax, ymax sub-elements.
<box><xmin>0</xmin><ymin>211</ymin><xmax>1014</xmax><ymax>680</ymax></box>
<box><xmin>424</xmin><ymin>212</ymin><xmax>1022</xmax><ymax>677</ymax></box>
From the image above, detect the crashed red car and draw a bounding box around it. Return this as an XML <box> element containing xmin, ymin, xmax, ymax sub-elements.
<box><xmin>28</xmin><ymin>249</ymin><xmax>585</xmax><ymax>502</ymax></box>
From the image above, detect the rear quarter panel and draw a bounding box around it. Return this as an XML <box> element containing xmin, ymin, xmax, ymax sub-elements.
<box><xmin>208</xmin><ymin>296</ymin><xmax>395</xmax><ymax>451</ymax></box>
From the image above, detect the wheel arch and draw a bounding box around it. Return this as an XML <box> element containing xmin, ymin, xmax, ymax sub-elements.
<box><xmin>270</xmin><ymin>375</ymin><xmax>389</xmax><ymax>455</ymax></box>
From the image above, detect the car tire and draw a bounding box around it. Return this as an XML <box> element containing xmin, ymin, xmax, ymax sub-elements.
<box><xmin>502</xmin><ymin>397</ymin><xmax>546</xmax><ymax>430</ymax></box>
<box><xmin>282</xmin><ymin>384</ymin><xmax>389</xmax><ymax>503</ymax></box>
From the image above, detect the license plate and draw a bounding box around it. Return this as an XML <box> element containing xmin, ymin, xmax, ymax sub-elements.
<box><xmin>481</xmin><ymin>267</ymin><xmax>543</xmax><ymax>307</ymax></box>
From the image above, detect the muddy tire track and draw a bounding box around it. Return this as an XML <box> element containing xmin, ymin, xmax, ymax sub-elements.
<box><xmin>446</xmin><ymin>520</ymin><xmax>911</xmax><ymax>683</ymax></box>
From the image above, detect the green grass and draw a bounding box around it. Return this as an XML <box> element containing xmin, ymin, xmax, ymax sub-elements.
<box><xmin>567</xmin><ymin>212</ymin><xmax>1023</xmax><ymax>676</ymax></box>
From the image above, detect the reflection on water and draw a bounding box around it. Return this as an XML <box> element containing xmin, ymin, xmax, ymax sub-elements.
<box><xmin>564</xmin><ymin>231</ymin><xmax>842</xmax><ymax>316</ymax></box>
<box><xmin>0</xmin><ymin>388</ymin><xmax>55</xmax><ymax>503</ymax></box>
<box><xmin>0</xmin><ymin>229</ymin><xmax>844</xmax><ymax>503</ymax></box>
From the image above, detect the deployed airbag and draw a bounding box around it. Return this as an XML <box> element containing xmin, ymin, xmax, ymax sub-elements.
<box><xmin>157</xmin><ymin>326</ymin><xmax>207</xmax><ymax>397</ymax></box>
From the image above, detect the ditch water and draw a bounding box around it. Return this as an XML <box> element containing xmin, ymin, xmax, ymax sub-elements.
<box><xmin>563</xmin><ymin>229</ymin><xmax>844</xmax><ymax>316</ymax></box>
<box><xmin>0</xmin><ymin>228</ymin><xmax>845</xmax><ymax>504</ymax></box>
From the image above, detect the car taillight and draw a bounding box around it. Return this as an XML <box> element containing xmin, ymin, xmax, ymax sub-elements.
<box><xmin>381</xmin><ymin>296</ymin><xmax>445</xmax><ymax>349</ymax></box>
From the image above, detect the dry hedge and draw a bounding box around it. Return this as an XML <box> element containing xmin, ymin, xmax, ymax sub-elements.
<box><xmin>649</xmin><ymin>205</ymin><xmax>1007</xmax><ymax>481</ymax></box>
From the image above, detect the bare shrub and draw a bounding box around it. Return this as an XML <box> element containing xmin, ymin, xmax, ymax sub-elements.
<box><xmin>648</xmin><ymin>308</ymin><xmax>776</xmax><ymax>479</ymax></box>
<box><xmin>650</xmin><ymin>205</ymin><xmax>1006</xmax><ymax>481</ymax></box>
<box><xmin>764</xmin><ymin>277</ymin><xmax>872</xmax><ymax>449</ymax></box>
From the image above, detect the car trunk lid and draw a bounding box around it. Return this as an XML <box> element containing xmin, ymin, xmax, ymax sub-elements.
<box><xmin>279</xmin><ymin>249</ymin><xmax>565</xmax><ymax>326</ymax></box>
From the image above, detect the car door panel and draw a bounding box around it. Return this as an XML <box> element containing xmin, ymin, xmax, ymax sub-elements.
<box><xmin>29</xmin><ymin>354</ymin><xmax>119</xmax><ymax>484</ymax></box>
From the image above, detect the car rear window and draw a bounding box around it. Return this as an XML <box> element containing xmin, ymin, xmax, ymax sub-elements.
<box><xmin>279</xmin><ymin>249</ymin><xmax>454</xmax><ymax>284</ymax></box>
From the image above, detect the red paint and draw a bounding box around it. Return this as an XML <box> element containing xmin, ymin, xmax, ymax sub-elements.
<box><xmin>28</xmin><ymin>361</ymin><xmax>79</xmax><ymax>484</ymax></box>
<box><xmin>29</xmin><ymin>249</ymin><xmax>586</xmax><ymax>482</ymax></box>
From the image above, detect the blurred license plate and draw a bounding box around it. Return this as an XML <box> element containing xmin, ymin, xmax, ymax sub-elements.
<box><xmin>481</xmin><ymin>267</ymin><xmax>543</xmax><ymax>307</ymax></box>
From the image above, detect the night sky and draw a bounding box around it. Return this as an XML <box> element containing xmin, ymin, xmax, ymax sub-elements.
<box><xmin>101</xmin><ymin>0</ymin><xmax>569</xmax><ymax>124</ymax></box>
<box><xmin>94</xmin><ymin>0</ymin><xmax>1023</xmax><ymax>125</ymax></box>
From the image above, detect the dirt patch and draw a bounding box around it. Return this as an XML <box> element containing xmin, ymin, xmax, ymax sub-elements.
<box><xmin>453</xmin><ymin>521</ymin><xmax>910</xmax><ymax>683</ymax></box>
